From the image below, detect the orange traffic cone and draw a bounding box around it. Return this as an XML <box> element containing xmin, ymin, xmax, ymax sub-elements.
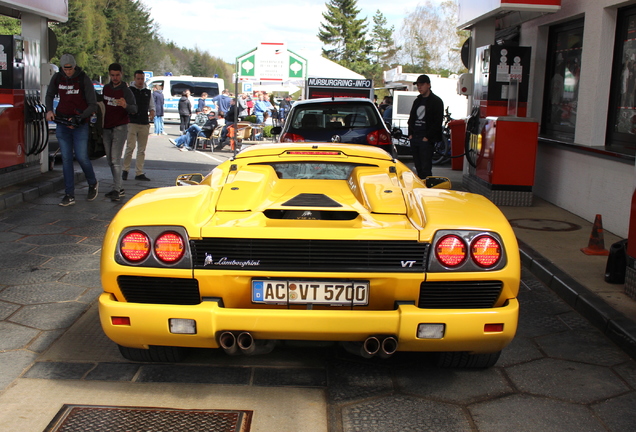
<box><xmin>581</xmin><ymin>214</ymin><xmax>609</xmax><ymax>256</ymax></box>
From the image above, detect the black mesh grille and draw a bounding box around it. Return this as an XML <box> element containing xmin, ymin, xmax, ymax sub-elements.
<box><xmin>418</xmin><ymin>281</ymin><xmax>503</xmax><ymax>309</ymax></box>
<box><xmin>282</xmin><ymin>193</ymin><xmax>342</xmax><ymax>207</ymax></box>
<box><xmin>191</xmin><ymin>238</ymin><xmax>429</xmax><ymax>272</ymax></box>
<box><xmin>117</xmin><ymin>276</ymin><xmax>201</xmax><ymax>305</ymax></box>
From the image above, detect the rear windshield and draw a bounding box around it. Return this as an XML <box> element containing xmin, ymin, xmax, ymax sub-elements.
<box><xmin>289</xmin><ymin>102</ymin><xmax>380</xmax><ymax>131</ymax></box>
<box><xmin>262</xmin><ymin>162</ymin><xmax>372</xmax><ymax>180</ymax></box>
<box><xmin>169</xmin><ymin>81</ymin><xmax>220</xmax><ymax>98</ymax></box>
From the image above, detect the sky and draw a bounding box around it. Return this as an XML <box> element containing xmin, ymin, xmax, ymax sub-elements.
<box><xmin>141</xmin><ymin>0</ymin><xmax>429</xmax><ymax>64</ymax></box>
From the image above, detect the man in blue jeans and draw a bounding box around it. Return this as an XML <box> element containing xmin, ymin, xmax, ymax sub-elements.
<box><xmin>45</xmin><ymin>53</ymin><xmax>99</xmax><ymax>207</ymax></box>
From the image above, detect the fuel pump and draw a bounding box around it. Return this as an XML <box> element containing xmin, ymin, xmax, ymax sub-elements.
<box><xmin>0</xmin><ymin>34</ymin><xmax>48</xmax><ymax>171</ymax></box>
<box><xmin>463</xmin><ymin>44</ymin><xmax>539</xmax><ymax>206</ymax></box>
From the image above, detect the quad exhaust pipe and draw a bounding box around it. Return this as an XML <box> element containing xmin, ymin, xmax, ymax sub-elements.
<box><xmin>218</xmin><ymin>331</ymin><xmax>275</xmax><ymax>356</ymax></box>
<box><xmin>343</xmin><ymin>335</ymin><xmax>399</xmax><ymax>358</ymax></box>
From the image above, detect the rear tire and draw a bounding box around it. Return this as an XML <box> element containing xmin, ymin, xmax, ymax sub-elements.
<box><xmin>435</xmin><ymin>351</ymin><xmax>501</xmax><ymax>368</ymax></box>
<box><xmin>432</xmin><ymin>137</ymin><xmax>450</xmax><ymax>165</ymax></box>
<box><xmin>118</xmin><ymin>344</ymin><xmax>188</xmax><ymax>362</ymax></box>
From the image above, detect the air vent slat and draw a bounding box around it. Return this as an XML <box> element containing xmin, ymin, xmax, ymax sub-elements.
<box><xmin>419</xmin><ymin>281</ymin><xmax>503</xmax><ymax>309</ymax></box>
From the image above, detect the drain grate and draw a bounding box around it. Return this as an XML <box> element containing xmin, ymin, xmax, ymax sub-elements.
<box><xmin>44</xmin><ymin>405</ymin><xmax>252</xmax><ymax>432</ymax></box>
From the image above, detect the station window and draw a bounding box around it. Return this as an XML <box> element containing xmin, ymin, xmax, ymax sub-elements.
<box><xmin>541</xmin><ymin>19</ymin><xmax>584</xmax><ymax>142</ymax></box>
<box><xmin>606</xmin><ymin>5</ymin><xmax>636</xmax><ymax>156</ymax></box>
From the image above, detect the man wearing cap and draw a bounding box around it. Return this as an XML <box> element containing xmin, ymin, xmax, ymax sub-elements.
<box><xmin>407</xmin><ymin>74</ymin><xmax>444</xmax><ymax>179</ymax></box>
<box><xmin>45</xmin><ymin>54</ymin><xmax>100</xmax><ymax>207</ymax></box>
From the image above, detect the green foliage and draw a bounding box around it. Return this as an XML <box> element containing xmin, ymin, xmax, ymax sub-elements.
<box><xmin>0</xmin><ymin>16</ymin><xmax>21</xmax><ymax>35</ymax></box>
<box><xmin>49</xmin><ymin>0</ymin><xmax>233</xmax><ymax>83</ymax></box>
<box><xmin>318</xmin><ymin>0</ymin><xmax>373</xmax><ymax>77</ymax></box>
<box><xmin>263</xmin><ymin>125</ymin><xmax>273</xmax><ymax>138</ymax></box>
<box><xmin>243</xmin><ymin>115</ymin><xmax>257</xmax><ymax>123</ymax></box>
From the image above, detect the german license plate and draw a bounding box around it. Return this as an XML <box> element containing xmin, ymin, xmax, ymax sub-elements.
<box><xmin>252</xmin><ymin>280</ymin><xmax>369</xmax><ymax>305</ymax></box>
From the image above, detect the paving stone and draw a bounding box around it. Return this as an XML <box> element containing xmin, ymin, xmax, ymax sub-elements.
<box><xmin>66</xmin><ymin>224</ymin><xmax>109</xmax><ymax>237</ymax></box>
<box><xmin>16</xmin><ymin>233</ymin><xmax>85</xmax><ymax>245</ymax></box>
<box><xmin>395</xmin><ymin>364</ymin><xmax>512</xmax><ymax>404</ymax></box>
<box><xmin>592</xmin><ymin>392</ymin><xmax>636</xmax><ymax>432</ymax></box>
<box><xmin>613</xmin><ymin>360</ymin><xmax>636</xmax><ymax>388</ymax></box>
<box><xmin>10</xmin><ymin>224</ymin><xmax>68</xmax><ymax>235</ymax></box>
<box><xmin>497</xmin><ymin>336</ymin><xmax>544</xmax><ymax>367</ymax></box>
<box><xmin>85</xmin><ymin>362</ymin><xmax>140</xmax><ymax>381</ymax></box>
<box><xmin>536</xmin><ymin>329</ymin><xmax>630</xmax><ymax>366</ymax></box>
<box><xmin>506</xmin><ymin>358</ymin><xmax>629</xmax><ymax>403</ymax></box>
<box><xmin>556</xmin><ymin>310</ymin><xmax>596</xmax><ymax>331</ymax></box>
<box><xmin>32</xmin><ymin>243</ymin><xmax>101</xmax><ymax>256</ymax></box>
<box><xmin>27</xmin><ymin>329</ymin><xmax>66</xmax><ymax>353</ymax></box>
<box><xmin>24</xmin><ymin>361</ymin><xmax>94</xmax><ymax>380</ymax></box>
<box><xmin>136</xmin><ymin>364</ymin><xmax>251</xmax><ymax>384</ymax></box>
<box><xmin>0</xmin><ymin>221</ymin><xmax>16</xmax><ymax>231</ymax></box>
<box><xmin>0</xmin><ymin>268</ymin><xmax>66</xmax><ymax>285</ymax></box>
<box><xmin>0</xmin><ymin>321</ymin><xmax>40</xmax><ymax>350</ymax></box>
<box><xmin>42</xmin><ymin>254</ymin><xmax>101</xmax><ymax>271</ymax></box>
<box><xmin>0</xmin><ymin>252</ymin><xmax>50</xmax><ymax>269</ymax></box>
<box><xmin>253</xmin><ymin>367</ymin><xmax>326</xmax><ymax>387</ymax></box>
<box><xmin>0</xmin><ymin>231</ymin><xmax>24</xmax><ymax>242</ymax></box>
<box><xmin>516</xmin><ymin>307</ymin><xmax>570</xmax><ymax>338</ymax></box>
<box><xmin>342</xmin><ymin>395</ymin><xmax>471</xmax><ymax>432</ymax></box>
<box><xmin>0</xmin><ymin>242</ymin><xmax>35</xmax><ymax>255</ymax></box>
<box><xmin>8</xmin><ymin>301</ymin><xmax>89</xmax><ymax>330</ymax></box>
<box><xmin>470</xmin><ymin>394</ymin><xmax>606</xmax><ymax>432</ymax></box>
<box><xmin>0</xmin><ymin>300</ymin><xmax>20</xmax><ymax>320</ymax></box>
<box><xmin>58</xmin><ymin>270</ymin><xmax>102</xmax><ymax>289</ymax></box>
<box><xmin>0</xmin><ymin>350</ymin><xmax>38</xmax><ymax>391</ymax></box>
<box><xmin>0</xmin><ymin>282</ymin><xmax>87</xmax><ymax>304</ymax></box>
<box><xmin>53</xmin><ymin>218</ymin><xmax>108</xmax><ymax>228</ymax></box>
<box><xmin>327</xmin><ymin>358</ymin><xmax>393</xmax><ymax>403</ymax></box>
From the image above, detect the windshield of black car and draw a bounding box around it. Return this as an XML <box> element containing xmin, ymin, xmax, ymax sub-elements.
<box><xmin>289</xmin><ymin>103</ymin><xmax>379</xmax><ymax>130</ymax></box>
<box><xmin>260</xmin><ymin>162</ymin><xmax>375</xmax><ymax>180</ymax></box>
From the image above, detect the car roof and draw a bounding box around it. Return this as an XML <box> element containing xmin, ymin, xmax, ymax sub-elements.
<box><xmin>233</xmin><ymin>142</ymin><xmax>395</xmax><ymax>161</ymax></box>
<box><xmin>292</xmin><ymin>98</ymin><xmax>376</xmax><ymax>106</ymax></box>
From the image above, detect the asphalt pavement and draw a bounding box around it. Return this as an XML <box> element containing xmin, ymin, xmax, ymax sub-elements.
<box><xmin>0</xmin><ymin>126</ymin><xmax>635</xmax><ymax>431</ymax></box>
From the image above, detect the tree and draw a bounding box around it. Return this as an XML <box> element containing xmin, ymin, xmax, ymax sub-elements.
<box><xmin>369</xmin><ymin>10</ymin><xmax>399</xmax><ymax>67</ymax></box>
<box><xmin>0</xmin><ymin>16</ymin><xmax>21</xmax><ymax>35</ymax></box>
<box><xmin>318</xmin><ymin>0</ymin><xmax>372</xmax><ymax>75</ymax></box>
<box><xmin>397</xmin><ymin>0</ymin><xmax>469</xmax><ymax>75</ymax></box>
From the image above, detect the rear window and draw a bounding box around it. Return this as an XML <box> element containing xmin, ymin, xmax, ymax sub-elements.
<box><xmin>169</xmin><ymin>81</ymin><xmax>220</xmax><ymax>98</ymax></box>
<box><xmin>263</xmin><ymin>162</ymin><xmax>367</xmax><ymax>180</ymax></box>
<box><xmin>289</xmin><ymin>103</ymin><xmax>380</xmax><ymax>131</ymax></box>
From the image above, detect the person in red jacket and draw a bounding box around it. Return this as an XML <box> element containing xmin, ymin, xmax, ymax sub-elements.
<box><xmin>102</xmin><ymin>63</ymin><xmax>137</xmax><ymax>201</ymax></box>
<box><xmin>45</xmin><ymin>53</ymin><xmax>99</xmax><ymax>207</ymax></box>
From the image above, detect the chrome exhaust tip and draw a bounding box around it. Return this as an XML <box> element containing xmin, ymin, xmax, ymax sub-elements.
<box><xmin>237</xmin><ymin>331</ymin><xmax>255</xmax><ymax>355</ymax></box>
<box><xmin>378</xmin><ymin>336</ymin><xmax>398</xmax><ymax>358</ymax></box>
<box><xmin>219</xmin><ymin>331</ymin><xmax>239</xmax><ymax>356</ymax></box>
<box><xmin>362</xmin><ymin>336</ymin><xmax>381</xmax><ymax>358</ymax></box>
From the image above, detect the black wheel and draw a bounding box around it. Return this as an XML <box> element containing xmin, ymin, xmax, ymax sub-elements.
<box><xmin>432</xmin><ymin>137</ymin><xmax>450</xmax><ymax>165</ymax></box>
<box><xmin>435</xmin><ymin>350</ymin><xmax>501</xmax><ymax>368</ymax></box>
<box><xmin>118</xmin><ymin>344</ymin><xmax>188</xmax><ymax>362</ymax></box>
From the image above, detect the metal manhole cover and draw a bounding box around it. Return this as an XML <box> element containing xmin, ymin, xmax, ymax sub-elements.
<box><xmin>43</xmin><ymin>405</ymin><xmax>252</xmax><ymax>432</ymax></box>
<box><xmin>509</xmin><ymin>218</ymin><xmax>581</xmax><ymax>232</ymax></box>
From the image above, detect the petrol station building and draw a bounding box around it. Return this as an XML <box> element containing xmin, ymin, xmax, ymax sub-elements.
<box><xmin>458</xmin><ymin>0</ymin><xmax>635</xmax><ymax>240</ymax></box>
<box><xmin>0</xmin><ymin>0</ymin><xmax>62</xmax><ymax>192</ymax></box>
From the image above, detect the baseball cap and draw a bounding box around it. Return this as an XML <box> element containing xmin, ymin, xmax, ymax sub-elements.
<box><xmin>413</xmin><ymin>74</ymin><xmax>430</xmax><ymax>85</ymax></box>
<box><xmin>60</xmin><ymin>53</ymin><xmax>76</xmax><ymax>69</ymax></box>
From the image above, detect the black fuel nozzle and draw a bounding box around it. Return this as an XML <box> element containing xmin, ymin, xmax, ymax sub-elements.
<box><xmin>53</xmin><ymin>115</ymin><xmax>82</xmax><ymax>128</ymax></box>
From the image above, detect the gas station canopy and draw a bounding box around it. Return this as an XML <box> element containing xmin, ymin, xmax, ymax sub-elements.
<box><xmin>458</xmin><ymin>0</ymin><xmax>561</xmax><ymax>29</ymax></box>
<box><xmin>0</xmin><ymin>0</ymin><xmax>67</xmax><ymax>22</ymax></box>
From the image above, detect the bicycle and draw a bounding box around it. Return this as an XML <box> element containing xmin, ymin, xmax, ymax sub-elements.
<box><xmin>391</xmin><ymin>106</ymin><xmax>452</xmax><ymax>165</ymax></box>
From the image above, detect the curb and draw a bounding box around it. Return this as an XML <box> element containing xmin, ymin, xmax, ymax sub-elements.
<box><xmin>0</xmin><ymin>172</ymin><xmax>85</xmax><ymax>211</ymax></box>
<box><xmin>519</xmin><ymin>239</ymin><xmax>636</xmax><ymax>359</ymax></box>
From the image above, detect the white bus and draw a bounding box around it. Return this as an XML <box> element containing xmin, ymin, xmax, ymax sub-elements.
<box><xmin>146</xmin><ymin>75</ymin><xmax>225</xmax><ymax>122</ymax></box>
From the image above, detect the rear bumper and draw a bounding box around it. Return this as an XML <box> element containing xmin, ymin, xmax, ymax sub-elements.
<box><xmin>99</xmin><ymin>293</ymin><xmax>518</xmax><ymax>354</ymax></box>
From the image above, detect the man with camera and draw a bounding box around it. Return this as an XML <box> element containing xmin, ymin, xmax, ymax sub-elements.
<box><xmin>45</xmin><ymin>53</ymin><xmax>100</xmax><ymax>207</ymax></box>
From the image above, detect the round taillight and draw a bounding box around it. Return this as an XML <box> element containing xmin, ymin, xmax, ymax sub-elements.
<box><xmin>435</xmin><ymin>235</ymin><xmax>467</xmax><ymax>267</ymax></box>
<box><xmin>155</xmin><ymin>231</ymin><xmax>185</xmax><ymax>263</ymax></box>
<box><xmin>471</xmin><ymin>235</ymin><xmax>502</xmax><ymax>267</ymax></box>
<box><xmin>120</xmin><ymin>231</ymin><xmax>150</xmax><ymax>262</ymax></box>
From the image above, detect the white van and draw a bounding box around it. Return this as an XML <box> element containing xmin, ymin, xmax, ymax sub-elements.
<box><xmin>146</xmin><ymin>75</ymin><xmax>225</xmax><ymax>122</ymax></box>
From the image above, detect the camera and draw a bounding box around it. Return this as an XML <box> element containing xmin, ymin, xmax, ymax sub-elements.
<box><xmin>54</xmin><ymin>116</ymin><xmax>82</xmax><ymax>128</ymax></box>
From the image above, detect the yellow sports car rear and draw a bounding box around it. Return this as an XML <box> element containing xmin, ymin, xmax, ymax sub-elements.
<box><xmin>99</xmin><ymin>143</ymin><xmax>520</xmax><ymax>367</ymax></box>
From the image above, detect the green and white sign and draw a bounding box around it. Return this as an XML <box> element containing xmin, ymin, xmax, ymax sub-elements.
<box><xmin>236</xmin><ymin>42</ymin><xmax>307</xmax><ymax>81</ymax></box>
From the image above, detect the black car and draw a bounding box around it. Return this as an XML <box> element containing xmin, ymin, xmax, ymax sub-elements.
<box><xmin>271</xmin><ymin>98</ymin><xmax>395</xmax><ymax>156</ymax></box>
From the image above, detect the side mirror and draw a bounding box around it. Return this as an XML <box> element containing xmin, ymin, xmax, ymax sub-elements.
<box><xmin>425</xmin><ymin>176</ymin><xmax>452</xmax><ymax>189</ymax></box>
<box><xmin>271</xmin><ymin>126</ymin><xmax>281</xmax><ymax>135</ymax></box>
<box><xmin>176</xmin><ymin>173</ymin><xmax>204</xmax><ymax>186</ymax></box>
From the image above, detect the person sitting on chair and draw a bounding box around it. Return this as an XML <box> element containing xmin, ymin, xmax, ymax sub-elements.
<box><xmin>169</xmin><ymin>106</ymin><xmax>216</xmax><ymax>151</ymax></box>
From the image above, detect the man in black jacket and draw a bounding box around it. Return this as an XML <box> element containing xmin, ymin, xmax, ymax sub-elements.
<box><xmin>407</xmin><ymin>74</ymin><xmax>444</xmax><ymax>179</ymax></box>
<box><xmin>123</xmin><ymin>70</ymin><xmax>155</xmax><ymax>181</ymax></box>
